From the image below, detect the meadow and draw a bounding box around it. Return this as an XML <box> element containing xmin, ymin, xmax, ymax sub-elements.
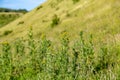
<box><xmin>0</xmin><ymin>8</ymin><xmax>27</xmax><ymax>28</ymax></box>
<box><xmin>0</xmin><ymin>28</ymin><xmax>120</xmax><ymax>80</ymax></box>
<box><xmin>0</xmin><ymin>13</ymin><xmax>21</xmax><ymax>28</ymax></box>
<box><xmin>0</xmin><ymin>0</ymin><xmax>120</xmax><ymax>80</ymax></box>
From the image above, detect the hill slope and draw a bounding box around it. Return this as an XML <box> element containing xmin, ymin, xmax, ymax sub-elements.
<box><xmin>0</xmin><ymin>12</ymin><xmax>23</xmax><ymax>28</ymax></box>
<box><xmin>0</xmin><ymin>0</ymin><xmax>120</xmax><ymax>42</ymax></box>
<box><xmin>0</xmin><ymin>0</ymin><xmax>120</xmax><ymax>79</ymax></box>
<box><xmin>0</xmin><ymin>8</ymin><xmax>28</xmax><ymax>28</ymax></box>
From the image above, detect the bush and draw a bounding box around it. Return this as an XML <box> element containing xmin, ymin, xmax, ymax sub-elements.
<box><xmin>72</xmin><ymin>0</ymin><xmax>80</xmax><ymax>4</ymax></box>
<box><xmin>3</xmin><ymin>30</ymin><xmax>13</xmax><ymax>35</ymax></box>
<box><xmin>17</xmin><ymin>21</ymin><xmax>24</xmax><ymax>25</ymax></box>
<box><xmin>51</xmin><ymin>14</ymin><xmax>60</xmax><ymax>27</ymax></box>
<box><xmin>66</xmin><ymin>12</ymin><xmax>71</xmax><ymax>17</ymax></box>
<box><xmin>36</xmin><ymin>6</ymin><xmax>43</xmax><ymax>10</ymax></box>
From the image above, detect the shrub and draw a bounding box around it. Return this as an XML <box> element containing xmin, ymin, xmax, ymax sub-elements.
<box><xmin>66</xmin><ymin>12</ymin><xmax>71</xmax><ymax>17</ymax></box>
<box><xmin>36</xmin><ymin>6</ymin><xmax>43</xmax><ymax>10</ymax></box>
<box><xmin>3</xmin><ymin>30</ymin><xmax>13</xmax><ymax>35</ymax></box>
<box><xmin>72</xmin><ymin>0</ymin><xmax>80</xmax><ymax>4</ymax></box>
<box><xmin>51</xmin><ymin>14</ymin><xmax>60</xmax><ymax>27</ymax></box>
<box><xmin>17</xmin><ymin>21</ymin><xmax>24</xmax><ymax>25</ymax></box>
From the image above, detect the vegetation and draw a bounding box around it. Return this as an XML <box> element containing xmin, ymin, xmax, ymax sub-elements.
<box><xmin>0</xmin><ymin>0</ymin><xmax>119</xmax><ymax>42</ymax></box>
<box><xmin>72</xmin><ymin>0</ymin><xmax>80</xmax><ymax>4</ymax></box>
<box><xmin>3</xmin><ymin>30</ymin><xmax>13</xmax><ymax>35</ymax></box>
<box><xmin>17</xmin><ymin>21</ymin><xmax>24</xmax><ymax>25</ymax></box>
<box><xmin>0</xmin><ymin>14</ymin><xmax>21</xmax><ymax>28</ymax></box>
<box><xmin>0</xmin><ymin>7</ymin><xmax>27</xmax><ymax>28</ymax></box>
<box><xmin>0</xmin><ymin>0</ymin><xmax>120</xmax><ymax>79</ymax></box>
<box><xmin>51</xmin><ymin>14</ymin><xmax>60</xmax><ymax>27</ymax></box>
<box><xmin>0</xmin><ymin>8</ymin><xmax>28</xmax><ymax>13</ymax></box>
<box><xmin>0</xmin><ymin>29</ymin><xmax>119</xmax><ymax>80</ymax></box>
<box><xmin>36</xmin><ymin>6</ymin><xmax>43</xmax><ymax>11</ymax></box>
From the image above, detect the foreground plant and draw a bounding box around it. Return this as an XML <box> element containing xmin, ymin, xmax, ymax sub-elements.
<box><xmin>0</xmin><ymin>29</ymin><xmax>119</xmax><ymax>80</ymax></box>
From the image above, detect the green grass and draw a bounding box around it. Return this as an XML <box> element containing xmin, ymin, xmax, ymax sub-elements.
<box><xmin>0</xmin><ymin>29</ymin><xmax>120</xmax><ymax>80</ymax></box>
<box><xmin>0</xmin><ymin>0</ymin><xmax>120</xmax><ymax>79</ymax></box>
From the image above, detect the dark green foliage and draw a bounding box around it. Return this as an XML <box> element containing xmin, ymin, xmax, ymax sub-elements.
<box><xmin>17</xmin><ymin>21</ymin><xmax>24</xmax><ymax>25</ymax></box>
<box><xmin>0</xmin><ymin>7</ymin><xmax>28</xmax><ymax>13</ymax></box>
<box><xmin>3</xmin><ymin>30</ymin><xmax>13</xmax><ymax>35</ymax></box>
<box><xmin>16</xmin><ymin>9</ymin><xmax>28</xmax><ymax>13</ymax></box>
<box><xmin>36</xmin><ymin>6</ymin><xmax>43</xmax><ymax>11</ymax></box>
<box><xmin>72</xmin><ymin>0</ymin><xmax>80</xmax><ymax>4</ymax></box>
<box><xmin>51</xmin><ymin>14</ymin><xmax>60</xmax><ymax>27</ymax></box>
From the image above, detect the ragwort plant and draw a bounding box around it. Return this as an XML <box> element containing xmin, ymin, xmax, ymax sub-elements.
<box><xmin>0</xmin><ymin>28</ymin><xmax>119</xmax><ymax>80</ymax></box>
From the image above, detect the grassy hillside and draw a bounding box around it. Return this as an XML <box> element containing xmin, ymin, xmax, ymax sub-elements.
<box><xmin>0</xmin><ymin>12</ymin><xmax>23</xmax><ymax>28</ymax></box>
<box><xmin>0</xmin><ymin>0</ymin><xmax>120</xmax><ymax>79</ymax></box>
<box><xmin>0</xmin><ymin>8</ymin><xmax>28</xmax><ymax>28</ymax></box>
<box><xmin>0</xmin><ymin>0</ymin><xmax>120</xmax><ymax>42</ymax></box>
